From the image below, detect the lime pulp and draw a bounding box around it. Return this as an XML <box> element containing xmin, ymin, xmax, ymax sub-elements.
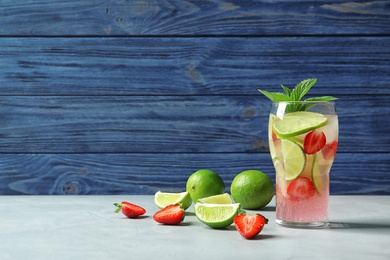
<box><xmin>281</xmin><ymin>139</ymin><xmax>306</xmax><ymax>180</ymax></box>
<box><xmin>273</xmin><ymin>111</ymin><xmax>328</xmax><ymax>138</ymax></box>
<box><xmin>194</xmin><ymin>202</ymin><xmax>240</xmax><ymax>228</ymax></box>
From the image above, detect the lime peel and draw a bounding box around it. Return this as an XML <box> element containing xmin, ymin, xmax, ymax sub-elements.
<box><xmin>197</xmin><ymin>193</ymin><xmax>233</xmax><ymax>204</ymax></box>
<box><xmin>154</xmin><ymin>191</ymin><xmax>192</xmax><ymax>210</ymax></box>
<box><xmin>281</xmin><ymin>139</ymin><xmax>306</xmax><ymax>181</ymax></box>
<box><xmin>311</xmin><ymin>154</ymin><xmax>323</xmax><ymax>194</ymax></box>
<box><xmin>273</xmin><ymin>111</ymin><xmax>328</xmax><ymax>138</ymax></box>
<box><xmin>194</xmin><ymin>202</ymin><xmax>240</xmax><ymax>229</ymax></box>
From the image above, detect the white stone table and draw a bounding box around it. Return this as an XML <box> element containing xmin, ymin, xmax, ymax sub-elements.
<box><xmin>0</xmin><ymin>195</ymin><xmax>389</xmax><ymax>260</ymax></box>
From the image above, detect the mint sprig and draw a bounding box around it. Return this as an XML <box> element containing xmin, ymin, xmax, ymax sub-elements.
<box><xmin>258</xmin><ymin>78</ymin><xmax>337</xmax><ymax>112</ymax></box>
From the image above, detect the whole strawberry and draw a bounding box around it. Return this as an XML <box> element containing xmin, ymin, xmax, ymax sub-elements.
<box><xmin>153</xmin><ymin>204</ymin><xmax>185</xmax><ymax>225</ymax></box>
<box><xmin>114</xmin><ymin>201</ymin><xmax>146</xmax><ymax>218</ymax></box>
<box><xmin>234</xmin><ymin>213</ymin><xmax>268</xmax><ymax>239</ymax></box>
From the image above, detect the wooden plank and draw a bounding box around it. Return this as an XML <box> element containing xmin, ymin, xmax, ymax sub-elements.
<box><xmin>1</xmin><ymin>37</ymin><xmax>389</xmax><ymax>95</ymax></box>
<box><xmin>0</xmin><ymin>0</ymin><xmax>388</xmax><ymax>35</ymax></box>
<box><xmin>0</xmin><ymin>95</ymin><xmax>389</xmax><ymax>153</ymax></box>
<box><xmin>1</xmin><ymin>153</ymin><xmax>388</xmax><ymax>195</ymax></box>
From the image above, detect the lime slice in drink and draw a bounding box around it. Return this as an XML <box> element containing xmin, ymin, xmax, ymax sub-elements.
<box><xmin>194</xmin><ymin>202</ymin><xmax>240</xmax><ymax>228</ymax></box>
<box><xmin>197</xmin><ymin>193</ymin><xmax>233</xmax><ymax>204</ymax></box>
<box><xmin>154</xmin><ymin>191</ymin><xmax>192</xmax><ymax>210</ymax></box>
<box><xmin>273</xmin><ymin>111</ymin><xmax>328</xmax><ymax>138</ymax></box>
<box><xmin>311</xmin><ymin>154</ymin><xmax>323</xmax><ymax>194</ymax></box>
<box><xmin>281</xmin><ymin>139</ymin><xmax>306</xmax><ymax>180</ymax></box>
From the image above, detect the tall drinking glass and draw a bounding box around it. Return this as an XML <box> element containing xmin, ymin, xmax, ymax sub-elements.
<box><xmin>269</xmin><ymin>101</ymin><xmax>338</xmax><ymax>228</ymax></box>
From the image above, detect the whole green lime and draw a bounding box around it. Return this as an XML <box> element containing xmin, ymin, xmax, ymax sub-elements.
<box><xmin>230</xmin><ymin>170</ymin><xmax>274</xmax><ymax>209</ymax></box>
<box><xmin>186</xmin><ymin>169</ymin><xmax>225</xmax><ymax>203</ymax></box>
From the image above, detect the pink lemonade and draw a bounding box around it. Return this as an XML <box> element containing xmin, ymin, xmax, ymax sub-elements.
<box><xmin>269</xmin><ymin>106</ymin><xmax>338</xmax><ymax>228</ymax></box>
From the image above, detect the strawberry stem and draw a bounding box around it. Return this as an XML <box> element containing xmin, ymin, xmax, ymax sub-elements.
<box><xmin>113</xmin><ymin>203</ymin><xmax>122</xmax><ymax>213</ymax></box>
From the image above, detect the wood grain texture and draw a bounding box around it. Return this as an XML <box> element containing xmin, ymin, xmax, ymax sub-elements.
<box><xmin>0</xmin><ymin>0</ymin><xmax>389</xmax><ymax>35</ymax></box>
<box><xmin>1</xmin><ymin>153</ymin><xmax>388</xmax><ymax>195</ymax></box>
<box><xmin>0</xmin><ymin>95</ymin><xmax>388</xmax><ymax>153</ymax></box>
<box><xmin>0</xmin><ymin>1</ymin><xmax>388</xmax><ymax>195</ymax></box>
<box><xmin>0</xmin><ymin>37</ymin><xmax>389</xmax><ymax>95</ymax></box>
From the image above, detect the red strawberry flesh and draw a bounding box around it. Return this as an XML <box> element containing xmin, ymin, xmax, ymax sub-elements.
<box><xmin>304</xmin><ymin>130</ymin><xmax>326</xmax><ymax>155</ymax></box>
<box><xmin>153</xmin><ymin>204</ymin><xmax>185</xmax><ymax>225</ymax></box>
<box><xmin>287</xmin><ymin>177</ymin><xmax>316</xmax><ymax>200</ymax></box>
<box><xmin>114</xmin><ymin>201</ymin><xmax>146</xmax><ymax>218</ymax></box>
<box><xmin>234</xmin><ymin>214</ymin><xmax>268</xmax><ymax>239</ymax></box>
<box><xmin>322</xmin><ymin>140</ymin><xmax>338</xmax><ymax>160</ymax></box>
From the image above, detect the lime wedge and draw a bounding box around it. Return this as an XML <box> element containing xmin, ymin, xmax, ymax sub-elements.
<box><xmin>197</xmin><ymin>193</ymin><xmax>233</xmax><ymax>204</ymax></box>
<box><xmin>154</xmin><ymin>191</ymin><xmax>192</xmax><ymax>210</ymax></box>
<box><xmin>194</xmin><ymin>202</ymin><xmax>240</xmax><ymax>228</ymax></box>
<box><xmin>281</xmin><ymin>139</ymin><xmax>306</xmax><ymax>180</ymax></box>
<box><xmin>311</xmin><ymin>154</ymin><xmax>323</xmax><ymax>194</ymax></box>
<box><xmin>273</xmin><ymin>111</ymin><xmax>328</xmax><ymax>138</ymax></box>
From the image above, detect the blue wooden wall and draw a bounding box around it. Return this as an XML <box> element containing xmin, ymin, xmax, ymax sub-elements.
<box><xmin>0</xmin><ymin>0</ymin><xmax>389</xmax><ymax>195</ymax></box>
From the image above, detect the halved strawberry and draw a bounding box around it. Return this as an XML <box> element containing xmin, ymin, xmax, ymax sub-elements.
<box><xmin>114</xmin><ymin>201</ymin><xmax>146</xmax><ymax>218</ymax></box>
<box><xmin>322</xmin><ymin>140</ymin><xmax>338</xmax><ymax>160</ymax></box>
<box><xmin>234</xmin><ymin>213</ymin><xmax>268</xmax><ymax>239</ymax></box>
<box><xmin>287</xmin><ymin>177</ymin><xmax>315</xmax><ymax>200</ymax></box>
<box><xmin>153</xmin><ymin>204</ymin><xmax>185</xmax><ymax>225</ymax></box>
<box><xmin>304</xmin><ymin>129</ymin><xmax>326</xmax><ymax>155</ymax></box>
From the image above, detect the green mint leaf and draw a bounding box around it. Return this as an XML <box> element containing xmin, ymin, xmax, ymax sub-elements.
<box><xmin>258</xmin><ymin>78</ymin><xmax>337</xmax><ymax>112</ymax></box>
<box><xmin>305</xmin><ymin>96</ymin><xmax>338</xmax><ymax>102</ymax></box>
<box><xmin>290</xmin><ymin>78</ymin><xmax>317</xmax><ymax>101</ymax></box>
<box><xmin>281</xmin><ymin>85</ymin><xmax>292</xmax><ymax>98</ymax></box>
<box><xmin>258</xmin><ymin>90</ymin><xmax>290</xmax><ymax>102</ymax></box>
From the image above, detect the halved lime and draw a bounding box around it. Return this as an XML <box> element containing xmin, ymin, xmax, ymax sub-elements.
<box><xmin>194</xmin><ymin>202</ymin><xmax>240</xmax><ymax>228</ymax></box>
<box><xmin>281</xmin><ymin>139</ymin><xmax>306</xmax><ymax>180</ymax></box>
<box><xmin>273</xmin><ymin>111</ymin><xmax>328</xmax><ymax>138</ymax></box>
<box><xmin>197</xmin><ymin>193</ymin><xmax>233</xmax><ymax>204</ymax></box>
<box><xmin>311</xmin><ymin>154</ymin><xmax>323</xmax><ymax>194</ymax></box>
<box><xmin>154</xmin><ymin>191</ymin><xmax>192</xmax><ymax>210</ymax></box>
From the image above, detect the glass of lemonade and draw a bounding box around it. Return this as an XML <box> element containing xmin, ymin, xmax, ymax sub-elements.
<box><xmin>269</xmin><ymin>101</ymin><xmax>338</xmax><ymax>228</ymax></box>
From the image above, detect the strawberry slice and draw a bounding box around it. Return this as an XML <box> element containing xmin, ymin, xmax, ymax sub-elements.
<box><xmin>322</xmin><ymin>140</ymin><xmax>338</xmax><ymax>160</ymax></box>
<box><xmin>234</xmin><ymin>213</ymin><xmax>268</xmax><ymax>239</ymax></box>
<box><xmin>272</xmin><ymin>131</ymin><xmax>278</xmax><ymax>142</ymax></box>
<box><xmin>304</xmin><ymin>129</ymin><xmax>326</xmax><ymax>154</ymax></box>
<box><xmin>287</xmin><ymin>177</ymin><xmax>316</xmax><ymax>200</ymax></box>
<box><xmin>153</xmin><ymin>204</ymin><xmax>185</xmax><ymax>225</ymax></box>
<box><xmin>114</xmin><ymin>201</ymin><xmax>146</xmax><ymax>218</ymax></box>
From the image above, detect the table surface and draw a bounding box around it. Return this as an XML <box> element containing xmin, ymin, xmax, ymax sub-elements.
<box><xmin>0</xmin><ymin>195</ymin><xmax>389</xmax><ymax>260</ymax></box>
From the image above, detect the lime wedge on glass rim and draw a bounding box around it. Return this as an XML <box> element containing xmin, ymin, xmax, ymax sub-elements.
<box><xmin>281</xmin><ymin>139</ymin><xmax>306</xmax><ymax>180</ymax></box>
<box><xmin>194</xmin><ymin>202</ymin><xmax>240</xmax><ymax>229</ymax></box>
<box><xmin>273</xmin><ymin>111</ymin><xmax>328</xmax><ymax>138</ymax></box>
<box><xmin>154</xmin><ymin>191</ymin><xmax>192</xmax><ymax>210</ymax></box>
<box><xmin>197</xmin><ymin>193</ymin><xmax>233</xmax><ymax>204</ymax></box>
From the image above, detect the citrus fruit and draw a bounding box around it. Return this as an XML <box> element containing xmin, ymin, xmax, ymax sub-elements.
<box><xmin>230</xmin><ymin>170</ymin><xmax>275</xmax><ymax>210</ymax></box>
<box><xmin>154</xmin><ymin>191</ymin><xmax>192</xmax><ymax>210</ymax></box>
<box><xmin>194</xmin><ymin>202</ymin><xmax>240</xmax><ymax>228</ymax></box>
<box><xmin>281</xmin><ymin>139</ymin><xmax>306</xmax><ymax>180</ymax></box>
<box><xmin>198</xmin><ymin>193</ymin><xmax>233</xmax><ymax>204</ymax></box>
<box><xmin>273</xmin><ymin>111</ymin><xmax>328</xmax><ymax>138</ymax></box>
<box><xmin>311</xmin><ymin>154</ymin><xmax>323</xmax><ymax>194</ymax></box>
<box><xmin>186</xmin><ymin>169</ymin><xmax>225</xmax><ymax>203</ymax></box>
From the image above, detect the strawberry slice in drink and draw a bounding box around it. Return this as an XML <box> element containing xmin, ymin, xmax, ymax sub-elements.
<box><xmin>304</xmin><ymin>129</ymin><xmax>326</xmax><ymax>155</ymax></box>
<box><xmin>287</xmin><ymin>177</ymin><xmax>316</xmax><ymax>200</ymax></box>
<box><xmin>322</xmin><ymin>140</ymin><xmax>338</xmax><ymax>160</ymax></box>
